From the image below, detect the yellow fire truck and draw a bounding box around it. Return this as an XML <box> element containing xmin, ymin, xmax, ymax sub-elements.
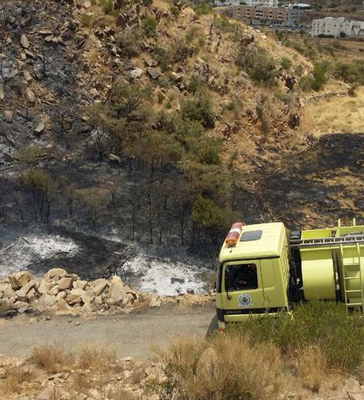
<box><xmin>216</xmin><ymin>219</ymin><xmax>364</xmax><ymax>329</ymax></box>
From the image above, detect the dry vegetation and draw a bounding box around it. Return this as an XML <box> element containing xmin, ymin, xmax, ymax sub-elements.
<box><xmin>1</xmin><ymin>303</ymin><xmax>364</xmax><ymax>400</ymax></box>
<box><xmin>303</xmin><ymin>87</ymin><xmax>364</xmax><ymax>135</ymax></box>
<box><xmin>0</xmin><ymin>343</ymin><xmax>161</xmax><ymax>400</ymax></box>
<box><xmin>154</xmin><ymin>303</ymin><xmax>364</xmax><ymax>400</ymax></box>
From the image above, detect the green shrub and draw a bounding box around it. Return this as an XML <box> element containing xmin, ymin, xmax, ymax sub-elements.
<box><xmin>299</xmin><ymin>75</ymin><xmax>314</xmax><ymax>92</ymax></box>
<box><xmin>170</xmin><ymin>5</ymin><xmax>180</xmax><ymax>17</ymax></box>
<box><xmin>157</xmin><ymin>93</ymin><xmax>165</xmax><ymax>103</ymax></box>
<box><xmin>312</xmin><ymin>63</ymin><xmax>328</xmax><ymax>91</ymax></box>
<box><xmin>281</xmin><ymin>57</ymin><xmax>292</xmax><ymax>70</ymax></box>
<box><xmin>81</xmin><ymin>13</ymin><xmax>92</xmax><ymax>27</ymax></box>
<box><xmin>187</xmin><ymin>77</ymin><xmax>203</xmax><ymax>94</ymax></box>
<box><xmin>101</xmin><ymin>0</ymin><xmax>113</xmax><ymax>15</ymax></box>
<box><xmin>142</xmin><ymin>15</ymin><xmax>157</xmax><ymax>37</ymax></box>
<box><xmin>193</xmin><ymin>1</ymin><xmax>213</xmax><ymax>16</ymax></box>
<box><xmin>115</xmin><ymin>29</ymin><xmax>143</xmax><ymax>57</ymax></box>
<box><xmin>228</xmin><ymin>302</ymin><xmax>364</xmax><ymax>373</ymax></box>
<box><xmin>181</xmin><ymin>95</ymin><xmax>215</xmax><ymax>129</ymax></box>
<box><xmin>236</xmin><ymin>46</ymin><xmax>277</xmax><ymax>86</ymax></box>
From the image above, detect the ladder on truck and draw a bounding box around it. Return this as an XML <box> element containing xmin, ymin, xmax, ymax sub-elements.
<box><xmin>341</xmin><ymin>243</ymin><xmax>364</xmax><ymax>313</ymax></box>
<box><xmin>290</xmin><ymin>235</ymin><xmax>364</xmax><ymax>248</ymax></box>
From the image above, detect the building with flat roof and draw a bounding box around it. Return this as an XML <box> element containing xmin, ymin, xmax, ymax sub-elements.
<box><xmin>214</xmin><ymin>0</ymin><xmax>278</xmax><ymax>7</ymax></box>
<box><xmin>223</xmin><ymin>5</ymin><xmax>305</xmax><ymax>26</ymax></box>
<box><xmin>311</xmin><ymin>17</ymin><xmax>364</xmax><ymax>37</ymax></box>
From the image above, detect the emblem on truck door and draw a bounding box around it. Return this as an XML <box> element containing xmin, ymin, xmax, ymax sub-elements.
<box><xmin>238</xmin><ymin>294</ymin><xmax>252</xmax><ymax>307</ymax></box>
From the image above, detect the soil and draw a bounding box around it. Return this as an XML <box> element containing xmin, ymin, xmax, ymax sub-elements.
<box><xmin>0</xmin><ymin>304</ymin><xmax>217</xmax><ymax>360</ymax></box>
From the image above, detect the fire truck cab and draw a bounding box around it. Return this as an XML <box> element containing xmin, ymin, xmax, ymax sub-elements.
<box><xmin>216</xmin><ymin>222</ymin><xmax>290</xmax><ymax>329</ymax></box>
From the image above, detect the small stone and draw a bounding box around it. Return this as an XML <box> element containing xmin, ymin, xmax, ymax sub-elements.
<box><xmin>21</xmin><ymin>34</ymin><xmax>30</xmax><ymax>49</ymax></box>
<box><xmin>4</xmin><ymin>110</ymin><xmax>13</xmax><ymax>123</ymax></box>
<box><xmin>0</xmin><ymin>83</ymin><xmax>4</xmax><ymax>101</ymax></box>
<box><xmin>24</xmin><ymin>70</ymin><xmax>32</xmax><ymax>82</ymax></box>
<box><xmin>150</xmin><ymin>298</ymin><xmax>162</xmax><ymax>308</ymax></box>
<box><xmin>129</xmin><ymin>68</ymin><xmax>144</xmax><ymax>79</ymax></box>
<box><xmin>84</xmin><ymin>0</ymin><xmax>91</xmax><ymax>8</ymax></box>
<box><xmin>46</xmin><ymin>316</ymin><xmax>51</xmax><ymax>321</ymax></box>
<box><xmin>25</xmin><ymin>88</ymin><xmax>36</xmax><ymax>103</ymax></box>
<box><xmin>34</xmin><ymin>120</ymin><xmax>45</xmax><ymax>134</ymax></box>
<box><xmin>147</xmin><ymin>68</ymin><xmax>161</xmax><ymax>80</ymax></box>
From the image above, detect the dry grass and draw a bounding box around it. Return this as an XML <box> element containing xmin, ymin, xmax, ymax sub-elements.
<box><xmin>71</xmin><ymin>371</ymin><xmax>89</xmax><ymax>392</ymax></box>
<box><xmin>0</xmin><ymin>365</ymin><xmax>37</xmax><ymax>396</ymax></box>
<box><xmin>78</xmin><ymin>344</ymin><xmax>117</xmax><ymax>371</ymax></box>
<box><xmin>303</xmin><ymin>87</ymin><xmax>364</xmax><ymax>135</ymax></box>
<box><xmin>31</xmin><ymin>343</ymin><xmax>75</xmax><ymax>373</ymax></box>
<box><xmin>107</xmin><ymin>387</ymin><xmax>142</xmax><ymax>400</ymax></box>
<box><xmin>293</xmin><ymin>346</ymin><xmax>328</xmax><ymax>393</ymax></box>
<box><xmin>157</xmin><ymin>335</ymin><xmax>288</xmax><ymax>400</ymax></box>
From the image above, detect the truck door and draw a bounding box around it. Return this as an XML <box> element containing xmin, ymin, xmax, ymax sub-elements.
<box><xmin>221</xmin><ymin>261</ymin><xmax>265</xmax><ymax>311</ymax></box>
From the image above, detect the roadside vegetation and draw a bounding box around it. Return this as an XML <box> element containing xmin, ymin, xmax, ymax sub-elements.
<box><xmin>155</xmin><ymin>302</ymin><xmax>364</xmax><ymax>400</ymax></box>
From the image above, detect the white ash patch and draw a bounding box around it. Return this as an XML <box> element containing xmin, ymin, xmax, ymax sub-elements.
<box><xmin>121</xmin><ymin>254</ymin><xmax>208</xmax><ymax>296</ymax></box>
<box><xmin>0</xmin><ymin>235</ymin><xmax>79</xmax><ymax>276</ymax></box>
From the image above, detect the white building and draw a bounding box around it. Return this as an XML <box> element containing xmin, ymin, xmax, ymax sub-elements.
<box><xmin>214</xmin><ymin>0</ymin><xmax>278</xmax><ymax>7</ymax></box>
<box><xmin>311</xmin><ymin>17</ymin><xmax>364</xmax><ymax>37</ymax></box>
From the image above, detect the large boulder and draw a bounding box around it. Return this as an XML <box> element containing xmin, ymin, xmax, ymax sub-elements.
<box><xmin>81</xmin><ymin>291</ymin><xmax>95</xmax><ymax>305</ymax></box>
<box><xmin>38</xmin><ymin>293</ymin><xmax>56</xmax><ymax>307</ymax></box>
<box><xmin>16</xmin><ymin>279</ymin><xmax>39</xmax><ymax>299</ymax></box>
<box><xmin>58</xmin><ymin>277</ymin><xmax>74</xmax><ymax>290</ymax></box>
<box><xmin>67</xmin><ymin>288</ymin><xmax>86</xmax><ymax>305</ymax></box>
<box><xmin>108</xmin><ymin>276</ymin><xmax>127</xmax><ymax>304</ymax></box>
<box><xmin>91</xmin><ymin>279</ymin><xmax>109</xmax><ymax>296</ymax></box>
<box><xmin>0</xmin><ymin>283</ymin><xmax>15</xmax><ymax>299</ymax></box>
<box><xmin>73</xmin><ymin>280</ymin><xmax>87</xmax><ymax>290</ymax></box>
<box><xmin>45</xmin><ymin>268</ymin><xmax>67</xmax><ymax>281</ymax></box>
<box><xmin>38</xmin><ymin>279</ymin><xmax>49</xmax><ymax>295</ymax></box>
<box><xmin>9</xmin><ymin>271</ymin><xmax>32</xmax><ymax>290</ymax></box>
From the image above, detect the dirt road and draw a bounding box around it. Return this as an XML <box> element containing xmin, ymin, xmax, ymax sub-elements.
<box><xmin>0</xmin><ymin>305</ymin><xmax>216</xmax><ymax>360</ymax></box>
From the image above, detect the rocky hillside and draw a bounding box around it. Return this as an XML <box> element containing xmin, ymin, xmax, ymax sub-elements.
<box><xmin>0</xmin><ymin>0</ymin><xmax>360</xmax><ymax>275</ymax></box>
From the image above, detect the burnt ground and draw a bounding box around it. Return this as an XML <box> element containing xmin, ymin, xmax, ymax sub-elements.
<box><xmin>260</xmin><ymin>133</ymin><xmax>364</xmax><ymax>229</ymax></box>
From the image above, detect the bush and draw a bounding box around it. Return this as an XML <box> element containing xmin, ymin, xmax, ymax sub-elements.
<box><xmin>193</xmin><ymin>1</ymin><xmax>213</xmax><ymax>17</ymax></box>
<box><xmin>115</xmin><ymin>29</ymin><xmax>143</xmax><ymax>57</ymax></box>
<box><xmin>156</xmin><ymin>335</ymin><xmax>286</xmax><ymax>400</ymax></box>
<box><xmin>181</xmin><ymin>96</ymin><xmax>215</xmax><ymax>129</ymax></box>
<box><xmin>312</xmin><ymin>63</ymin><xmax>328</xmax><ymax>91</ymax></box>
<box><xmin>236</xmin><ymin>45</ymin><xmax>277</xmax><ymax>86</ymax></box>
<box><xmin>81</xmin><ymin>13</ymin><xmax>92</xmax><ymax>27</ymax></box>
<box><xmin>101</xmin><ymin>0</ymin><xmax>113</xmax><ymax>15</ymax></box>
<box><xmin>229</xmin><ymin>302</ymin><xmax>364</xmax><ymax>373</ymax></box>
<box><xmin>142</xmin><ymin>15</ymin><xmax>157</xmax><ymax>37</ymax></box>
<box><xmin>31</xmin><ymin>344</ymin><xmax>75</xmax><ymax>373</ymax></box>
<box><xmin>281</xmin><ymin>57</ymin><xmax>292</xmax><ymax>70</ymax></box>
<box><xmin>187</xmin><ymin>77</ymin><xmax>203</xmax><ymax>94</ymax></box>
